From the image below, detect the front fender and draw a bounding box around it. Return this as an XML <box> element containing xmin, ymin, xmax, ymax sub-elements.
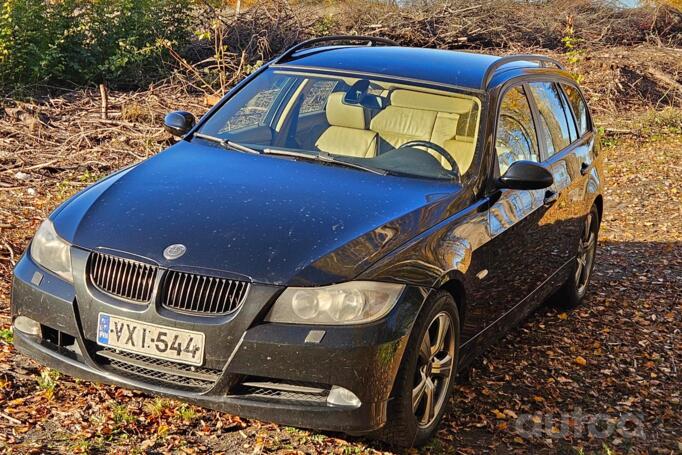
<box><xmin>357</xmin><ymin>198</ymin><xmax>490</xmax><ymax>296</ymax></box>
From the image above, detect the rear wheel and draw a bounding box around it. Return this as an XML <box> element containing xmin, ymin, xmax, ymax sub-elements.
<box><xmin>554</xmin><ymin>205</ymin><xmax>600</xmax><ymax>309</ymax></box>
<box><xmin>376</xmin><ymin>291</ymin><xmax>460</xmax><ymax>447</ymax></box>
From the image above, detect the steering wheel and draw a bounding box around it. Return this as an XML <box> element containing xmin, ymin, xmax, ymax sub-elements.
<box><xmin>398</xmin><ymin>140</ymin><xmax>460</xmax><ymax>176</ymax></box>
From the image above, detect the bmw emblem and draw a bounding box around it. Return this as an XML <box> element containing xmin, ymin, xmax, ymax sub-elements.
<box><xmin>163</xmin><ymin>244</ymin><xmax>186</xmax><ymax>260</ymax></box>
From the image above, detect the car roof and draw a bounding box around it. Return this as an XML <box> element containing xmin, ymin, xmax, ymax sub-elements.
<box><xmin>272</xmin><ymin>45</ymin><xmax>561</xmax><ymax>91</ymax></box>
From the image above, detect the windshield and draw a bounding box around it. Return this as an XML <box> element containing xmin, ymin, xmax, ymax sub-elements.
<box><xmin>197</xmin><ymin>68</ymin><xmax>482</xmax><ymax>180</ymax></box>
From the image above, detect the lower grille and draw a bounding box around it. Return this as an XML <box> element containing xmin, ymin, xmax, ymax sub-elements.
<box><xmin>95</xmin><ymin>347</ymin><xmax>221</xmax><ymax>392</ymax></box>
<box><xmin>234</xmin><ymin>378</ymin><xmax>330</xmax><ymax>405</ymax></box>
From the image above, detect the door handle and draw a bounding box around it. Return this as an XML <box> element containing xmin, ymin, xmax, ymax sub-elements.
<box><xmin>544</xmin><ymin>190</ymin><xmax>559</xmax><ymax>206</ymax></box>
<box><xmin>580</xmin><ymin>162</ymin><xmax>590</xmax><ymax>176</ymax></box>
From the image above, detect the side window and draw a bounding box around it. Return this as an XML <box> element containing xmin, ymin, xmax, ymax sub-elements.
<box><xmin>287</xmin><ymin>78</ymin><xmax>342</xmax><ymax>148</ymax></box>
<box><xmin>496</xmin><ymin>86</ymin><xmax>539</xmax><ymax>174</ymax></box>
<box><xmin>562</xmin><ymin>84</ymin><xmax>590</xmax><ymax>137</ymax></box>
<box><xmin>299</xmin><ymin>79</ymin><xmax>338</xmax><ymax>115</ymax></box>
<box><xmin>528</xmin><ymin>82</ymin><xmax>572</xmax><ymax>157</ymax></box>
<box><xmin>558</xmin><ymin>87</ymin><xmax>578</xmax><ymax>142</ymax></box>
<box><xmin>216</xmin><ymin>75</ymin><xmax>292</xmax><ymax>133</ymax></box>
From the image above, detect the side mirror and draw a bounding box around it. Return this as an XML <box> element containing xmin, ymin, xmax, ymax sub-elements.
<box><xmin>498</xmin><ymin>160</ymin><xmax>553</xmax><ymax>190</ymax></box>
<box><xmin>163</xmin><ymin>111</ymin><xmax>196</xmax><ymax>137</ymax></box>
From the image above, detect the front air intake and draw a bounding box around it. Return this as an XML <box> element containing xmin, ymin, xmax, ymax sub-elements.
<box><xmin>95</xmin><ymin>347</ymin><xmax>221</xmax><ymax>392</ymax></box>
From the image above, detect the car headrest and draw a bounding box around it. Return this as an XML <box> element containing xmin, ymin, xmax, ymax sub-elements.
<box><xmin>390</xmin><ymin>89</ymin><xmax>474</xmax><ymax>114</ymax></box>
<box><xmin>326</xmin><ymin>92</ymin><xmax>366</xmax><ymax>129</ymax></box>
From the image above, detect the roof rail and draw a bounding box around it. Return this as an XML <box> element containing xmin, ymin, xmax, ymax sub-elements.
<box><xmin>272</xmin><ymin>35</ymin><xmax>398</xmax><ymax>64</ymax></box>
<box><xmin>481</xmin><ymin>55</ymin><xmax>564</xmax><ymax>89</ymax></box>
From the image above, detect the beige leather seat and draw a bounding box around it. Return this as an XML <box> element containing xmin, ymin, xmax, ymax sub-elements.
<box><xmin>369</xmin><ymin>89</ymin><xmax>477</xmax><ymax>173</ymax></box>
<box><xmin>315</xmin><ymin>92</ymin><xmax>378</xmax><ymax>158</ymax></box>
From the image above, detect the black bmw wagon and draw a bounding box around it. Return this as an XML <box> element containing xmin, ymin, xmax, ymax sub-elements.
<box><xmin>11</xmin><ymin>36</ymin><xmax>603</xmax><ymax>446</ymax></box>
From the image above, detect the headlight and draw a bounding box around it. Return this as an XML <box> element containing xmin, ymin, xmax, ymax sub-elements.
<box><xmin>30</xmin><ymin>219</ymin><xmax>73</xmax><ymax>282</ymax></box>
<box><xmin>265</xmin><ymin>281</ymin><xmax>405</xmax><ymax>325</ymax></box>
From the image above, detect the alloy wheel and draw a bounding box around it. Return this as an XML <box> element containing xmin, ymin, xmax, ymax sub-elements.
<box><xmin>575</xmin><ymin>212</ymin><xmax>597</xmax><ymax>297</ymax></box>
<box><xmin>412</xmin><ymin>311</ymin><xmax>455</xmax><ymax>428</ymax></box>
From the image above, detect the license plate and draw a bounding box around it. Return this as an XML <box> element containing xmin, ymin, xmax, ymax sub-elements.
<box><xmin>96</xmin><ymin>313</ymin><xmax>205</xmax><ymax>366</ymax></box>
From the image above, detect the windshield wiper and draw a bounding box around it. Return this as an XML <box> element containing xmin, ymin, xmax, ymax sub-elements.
<box><xmin>263</xmin><ymin>149</ymin><xmax>388</xmax><ymax>176</ymax></box>
<box><xmin>193</xmin><ymin>132</ymin><xmax>261</xmax><ymax>155</ymax></box>
<box><xmin>193</xmin><ymin>135</ymin><xmax>387</xmax><ymax>175</ymax></box>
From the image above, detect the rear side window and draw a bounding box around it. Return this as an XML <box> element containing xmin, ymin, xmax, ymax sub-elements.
<box><xmin>562</xmin><ymin>84</ymin><xmax>590</xmax><ymax>137</ymax></box>
<box><xmin>528</xmin><ymin>82</ymin><xmax>572</xmax><ymax>157</ymax></box>
<box><xmin>495</xmin><ymin>86</ymin><xmax>540</xmax><ymax>174</ymax></box>
<box><xmin>204</xmin><ymin>74</ymin><xmax>293</xmax><ymax>133</ymax></box>
<box><xmin>300</xmin><ymin>79</ymin><xmax>338</xmax><ymax>114</ymax></box>
<box><xmin>558</xmin><ymin>88</ymin><xmax>578</xmax><ymax>142</ymax></box>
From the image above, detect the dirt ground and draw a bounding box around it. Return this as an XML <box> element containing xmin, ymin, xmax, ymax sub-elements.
<box><xmin>0</xmin><ymin>90</ymin><xmax>680</xmax><ymax>454</ymax></box>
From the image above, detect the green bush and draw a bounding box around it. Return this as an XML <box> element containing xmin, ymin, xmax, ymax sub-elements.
<box><xmin>0</xmin><ymin>0</ymin><xmax>192</xmax><ymax>95</ymax></box>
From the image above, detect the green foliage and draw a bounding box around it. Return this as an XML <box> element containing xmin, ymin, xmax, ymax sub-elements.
<box><xmin>311</xmin><ymin>14</ymin><xmax>336</xmax><ymax>36</ymax></box>
<box><xmin>597</xmin><ymin>126</ymin><xmax>619</xmax><ymax>149</ymax></box>
<box><xmin>0</xmin><ymin>0</ymin><xmax>193</xmax><ymax>95</ymax></box>
<box><xmin>144</xmin><ymin>397</ymin><xmax>172</xmax><ymax>417</ymax></box>
<box><xmin>78</xmin><ymin>169</ymin><xmax>102</xmax><ymax>184</ymax></box>
<box><xmin>112</xmin><ymin>403</ymin><xmax>134</xmax><ymax>425</ymax></box>
<box><xmin>561</xmin><ymin>21</ymin><xmax>584</xmax><ymax>66</ymax></box>
<box><xmin>174</xmin><ymin>403</ymin><xmax>196</xmax><ymax>422</ymax></box>
<box><xmin>36</xmin><ymin>368</ymin><xmax>60</xmax><ymax>399</ymax></box>
<box><xmin>0</xmin><ymin>328</ymin><xmax>12</xmax><ymax>343</ymax></box>
<box><xmin>642</xmin><ymin>107</ymin><xmax>682</xmax><ymax>134</ymax></box>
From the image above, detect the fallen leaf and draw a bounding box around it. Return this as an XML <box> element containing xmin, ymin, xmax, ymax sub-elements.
<box><xmin>492</xmin><ymin>409</ymin><xmax>506</xmax><ymax>419</ymax></box>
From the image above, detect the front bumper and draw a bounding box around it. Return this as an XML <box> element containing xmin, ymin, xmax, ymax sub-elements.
<box><xmin>11</xmin><ymin>250</ymin><xmax>426</xmax><ymax>434</ymax></box>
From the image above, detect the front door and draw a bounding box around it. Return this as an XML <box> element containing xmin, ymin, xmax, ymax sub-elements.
<box><xmin>483</xmin><ymin>84</ymin><xmax>552</xmax><ymax>324</ymax></box>
<box><xmin>462</xmin><ymin>84</ymin><xmax>552</xmax><ymax>343</ymax></box>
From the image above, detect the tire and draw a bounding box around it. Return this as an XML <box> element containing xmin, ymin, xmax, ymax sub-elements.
<box><xmin>374</xmin><ymin>290</ymin><xmax>460</xmax><ymax>448</ymax></box>
<box><xmin>553</xmin><ymin>205</ymin><xmax>600</xmax><ymax>309</ymax></box>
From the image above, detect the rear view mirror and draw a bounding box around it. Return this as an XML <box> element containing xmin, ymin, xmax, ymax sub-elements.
<box><xmin>164</xmin><ymin>111</ymin><xmax>196</xmax><ymax>137</ymax></box>
<box><xmin>344</xmin><ymin>79</ymin><xmax>370</xmax><ymax>104</ymax></box>
<box><xmin>497</xmin><ymin>160</ymin><xmax>553</xmax><ymax>190</ymax></box>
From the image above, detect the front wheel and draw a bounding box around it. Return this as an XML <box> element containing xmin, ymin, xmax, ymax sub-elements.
<box><xmin>375</xmin><ymin>291</ymin><xmax>460</xmax><ymax>447</ymax></box>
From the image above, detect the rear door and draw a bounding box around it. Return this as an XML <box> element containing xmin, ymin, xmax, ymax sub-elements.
<box><xmin>526</xmin><ymin>81</ymin><xmax>594</xmax><ymax>288</ymax></box>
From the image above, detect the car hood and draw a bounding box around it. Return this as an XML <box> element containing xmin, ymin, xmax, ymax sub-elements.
<box><xmin>53</xmin><ymin>141</ymin><xmax>466</xmax><ymax>286</ymax></box>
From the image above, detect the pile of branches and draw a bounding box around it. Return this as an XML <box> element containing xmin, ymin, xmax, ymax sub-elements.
<box><xmin>170</xmin><ymin>0</ymin><xmax>682</xmax><ymax>111</ymax></box>
<box><xmin>342</xmin><ymin>0</ymin><xmax>682</xmax><ymax>51</ymax></box>
<box><xmin>0</xmin><ymin>79</ymin><xmax>204</xmax><ymax>204</ymax></box>
<box><xmin>171</xmin><ymin>0</ymin><xmax>319</xmax><ymax>97</ymax></box>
